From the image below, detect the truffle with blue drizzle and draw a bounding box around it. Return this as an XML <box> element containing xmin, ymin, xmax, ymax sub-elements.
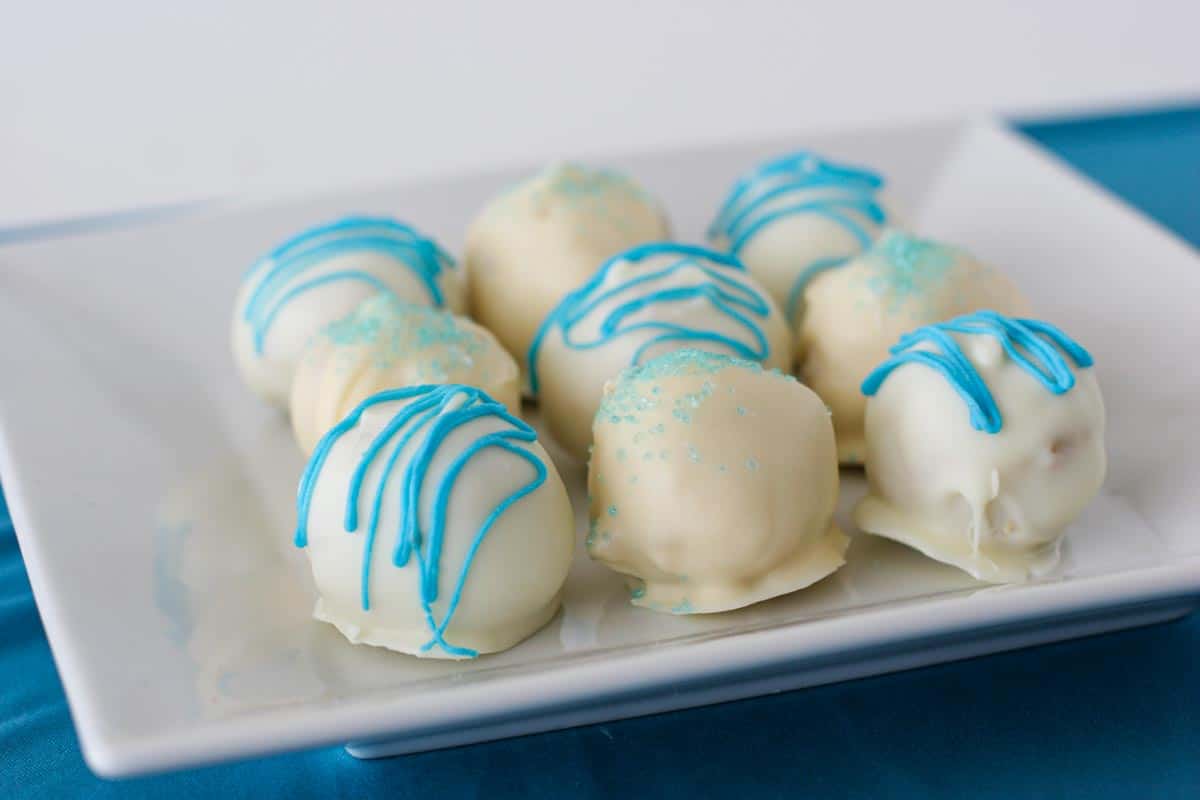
<box><xmin>791</xmin><ymin>230</ymin><xmax>1029</xmax><ymax>464</ymax></box>
<box><xmin>289</xmin><ymin>294</ymin><xmax>519</xmax><ymax>454</ymax></box>
<box><xmin>232</xmin><ymin>216</ymin><xmax>465</xmax><ymax>407</ymax></box>
<box><xmin>708</xmin><ymin>150</ymin><xmax>892</xmax><ymax>324</ymax></box>
<box><xmin>528</xmin><ymin>243</ymin><xmax>791</xmax><ymax>460</ymax></box>
<box><xmin>465</xmin><ymin>163</ymin><xmax>670</xmax><ymax>385</ymax></box>
<box><xmin>294</xmin><ymin>385</ymin><xmax>574</xmax><ymax>658</ymax></box>
<box><xmin>588</xmin><ymin>349</ymin><xmax>846</xmax><ymax>613</ymax></box>
<box><xmin>854</xmin><ymin>311</ymin><xmax>1106</xmax><ymax>583</ymax></box>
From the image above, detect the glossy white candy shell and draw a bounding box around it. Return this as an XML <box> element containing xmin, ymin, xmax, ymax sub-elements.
<box><xmin>465</xmin><ymin>164</ymin><xmax>670</xmax><ymax>380</ymax></box>
<box><xmin>713</xmin><ymin>189</ymin><xmax>897</xmax><ymax>317</ymax></box>
<box><xmin>232</xmin><ymin>244</ymin><xmax>466</xmax><ymax>408</ymax></box>
<box><xmin>303</xmin><ymin>399</ymin><xmax>574</xmax><ymax>658</ymax></box>
<box><xmin>536</xmin><ymin>255</ymin><xmax>792</xmax><ymax>461</ymax></box>
<box><xmin>797</xmin><ymin>234</ymin><xmax>1030</xmax><ymax>464</ymax></box>
<box><xmin>588</xmin><ymin>359</ymin><xmax>846</xmax><ymax>613</ymax></box>
<box><xmin>288</xmin><ymin>306</ymin><xmax>519</xmax><ymax>455</ymax></box>
<box><xmin>855</xmin><ymin>332</ymin><xmax>1107</xmax><ymax>583</ymax></box>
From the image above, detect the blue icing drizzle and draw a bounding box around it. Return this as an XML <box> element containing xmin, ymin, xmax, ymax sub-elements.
<box><xmin>242</xmin><ymin>215</ymin><xmax>455</xmax><ymax>355</ymax></box>
<box><xmin>861</xmin><ymin>311</ymin><xmax>1094</xmax><ymax>434</ymax></box>
<box><xmin>707</xmin><ymin>152</ymin><xmax>887</xmax><ymax>322</ymax></box>
<box><xmin>294</xmin><ymin>384</ymin><xmax>546</xmax><ymax>658</ymax></box>
<box><xmin>527</xmin><ymin>242</ymin><xmax>774</xmax><ymax>394</ymax></box>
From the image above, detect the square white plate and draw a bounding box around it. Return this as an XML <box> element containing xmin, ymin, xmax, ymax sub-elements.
<box><xmin>2</xmin><ymin>118</ymin><xmax>1199</xmax><ymax>778</ymax></box>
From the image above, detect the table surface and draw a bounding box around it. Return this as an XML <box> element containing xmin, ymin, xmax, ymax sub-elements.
<box><xmin>2</xmin><ymin>107</ymin><xmax>1199</xmax><ymax>798</ymax></box>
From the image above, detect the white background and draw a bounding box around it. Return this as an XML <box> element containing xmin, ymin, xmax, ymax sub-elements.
<box><xmin>2</xmin><ymin>0</ymin><xmax>1198</xmax><ymax>230</ymax></box>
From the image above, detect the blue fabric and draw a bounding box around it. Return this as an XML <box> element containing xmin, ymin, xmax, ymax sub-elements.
<box><xmin>3</xmin><ymin>108</ymin><xmax>1200</xmax><ymax>798</ymax></box>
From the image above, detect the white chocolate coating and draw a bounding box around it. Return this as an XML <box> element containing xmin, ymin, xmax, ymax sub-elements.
<box><xmin>725</xmin><ymin>202</ymin><xmax>892</xmax><ymax>316</ymax></box>
<box><xmin>289</xmin><ymin>295</ymin><xmax>519</xmax><ymax>454</ymax></box>
<box><xmin>530</xmin><ymin>244</ymin><xmax>791</xmax><ymax>461</ymax></box>
<box><xmin>232</xmin><ymin>217</ymin><xmax>465</xmax><ymax>408</ymax></box>
<box><xmin>298</xmin><ymin>388</ymin><xmax>574</xmax><ymax>658</ymax></box>
<box><xmin>707</xmin><ymin>152</ymin><xmax>893</xmax><ymax>321</ymax></box>
<box><xmin>854</xmin><ymin>320</ymin><xmax>1106</xmax><ymax>583</ymax></box>
<box><xmin>796</xmin><ymin>230</ymin><xmax>1030</xmax><ymax>463</ymax></box>
<box><xmin>588</xmin><ymin>349</ymin><xmax>847</xmax><ymax>613</ymax></box>
<box><xmin>465</xmin><ymin>163</ymin><xmax>670</xmax><ymax>381</ymax></box>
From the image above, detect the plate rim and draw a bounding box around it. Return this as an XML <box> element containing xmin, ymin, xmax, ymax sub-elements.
<box><xmin>3</xmin><ymin>114</ymin><xmax>1199</xmax><ymax>778</ymax></box>
<box><xmin>84</xmin><ymin>558</ymin><xmax>1200</xmax><ymax>775</ymax></box>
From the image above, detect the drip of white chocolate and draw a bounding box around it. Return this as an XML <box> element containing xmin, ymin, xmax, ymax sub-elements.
<box><xmin>855</xmin><ymin>314</ymin><xmax>1106</xmax><ymax>583</ymax></box>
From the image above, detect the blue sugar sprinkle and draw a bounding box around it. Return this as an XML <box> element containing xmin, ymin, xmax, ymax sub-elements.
<box><xmin>319</xmin><ymin>295</ymin><xmax>485</xmax><ymax>380</ymax></box>
<box><xmin>862</xmin><ymin>231</ymin><xmax>957</xmax><ymax>308</ymax></box>
<box><xmin>598</xmin><ymin>349</ymin><xmax>794</xmax><ymax>426</ymax></box>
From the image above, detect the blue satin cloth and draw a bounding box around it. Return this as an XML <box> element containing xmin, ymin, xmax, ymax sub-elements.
<box><xmin>2</xmin><ymin>108</ymin><xmax>1199</xmax><ymax>797</ymax></box>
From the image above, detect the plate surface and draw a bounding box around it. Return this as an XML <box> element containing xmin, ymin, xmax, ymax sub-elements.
<box><xmin>1</xmin><ymin>118</ymin><xmax>1198</xmax><ymax>777</ymax></box>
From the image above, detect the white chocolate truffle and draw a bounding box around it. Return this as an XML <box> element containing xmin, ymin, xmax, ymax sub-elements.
<box><xmin>233</xmin><ymin>216</ymin><xmax>465</xmax><ymax>407</ymax></box>
<box><xmin>794</xmin><ymin>230</ymin><xmax>1030</xmax><ymax>464</ymax></box>
<box><xmin>854</xmin><ymin>312</ymin><xmax>1106</xmax><ymax>583</ymax></box>
<box><xmin>465</xmin><ymin>163</ymin><xmax>670</xmax><ymax>380</ymax></box>
<box><xmin>289</xmin><ymin>295</ymin><xmax>519</xmax><ymax>454</ymax></box>
<box><xmin>708</xmin><ymin>151</ymin><xmax>892</xmax><ymax>322</ymax></box>
<box><xmin>294</xmin><ymin>385</ymin><xmax>574</xmax><ymax>658</ymax></box>
<box><xmin>587</xmin><ymin>349</ymin><xmax>847</xmax><ymax>613</ymax></box>
<box><xmin>529</xmin><ymin>243</ymin><xmax>792</xmax><ymax>461</ymax></box>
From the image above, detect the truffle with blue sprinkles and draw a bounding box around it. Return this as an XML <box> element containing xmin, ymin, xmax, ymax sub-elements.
<box><xmin>289</xmin><ymin>294</ymin><xmax>519</xmax><ymax>454</ymax></box>
<box><xmin>232</xmin><ymin>215</ymin><xmax>464</xmax><ymax>407</ymax></box>
<box><xmin>793</xmin><ymin>229</ymin><xmax>1029</xmax><ymax>464</ymax></box>
<box><xmin>708</xmin><ymin>150</ymin><xmax>893</xmax><ymax>322</ymax></box>
<box><xmin>529</xmin><ymin>242</ymin><xmax>791</xmax><ymax>460</ymax></box>
<box><xmin>294</xmin><ymin>384</ymin><xmax>574</xmax><ymax>658</ymax></box>
<box><xmin>587</xmin><ymin>349</ymin><xmax>846</xmax><ymax>613</ymax></box>
<box><xmin>854</xmin><ymin>311</ymin><xmax>1106</xmax><ymax>583</ymax></box>
<box><xmin>465</xmin><ymin>163</ymin><xmax>670</xmax><ymax>385</ymax></box>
